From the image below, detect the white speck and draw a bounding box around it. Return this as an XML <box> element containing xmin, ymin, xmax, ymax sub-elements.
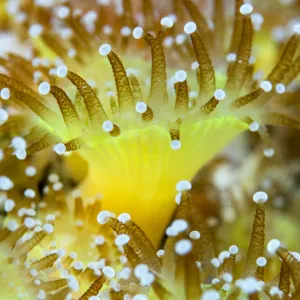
<box><xmin>175</xmin><ymin>239</ymin><xmax>192</xmax><ymax>255</ymax></box>
<box><xmin>240</xmin><ymin>4</ymin><xmax>253</xmax><ymax>15</ymax></box>
<box><xmin>157</xmin><ymin>250</ymin><xmax>165</xmax><ymax>257</ymax></box>
<box><xmin>175</xmin><ymin>70</ymin><xmax>187</xmax><ymax>82</ymax></box>
<box><xmin>56</xmin><ymin>65</ymin><xmax>68</xmax><ymax>78</ymax></box>
<box><xmin>270</xmin><ymin>286</ymin><xmax>281</xmax><ymax>296</ymax></box>
<box><xmin>1</xmin><ymin>88</ymin><xmax>10</xmax><ymax>100</ymax></box>
<box><xmin>99</xmin><ymin>44</ymin><xmax>111</xmax><ymax>56</ymax></box>
<box><xmin>189</xmin><ymin>230</ymin><xmax>201</xmax><ymax>240</ymax></box>
<box><xmin>140</xmin><ymin>272</ymin><xmax>155</xmax><ymax>286</ymax></box>
<box><xmin>53</xmin><ymin>181</ymin><xmax>63</xmax><ymax>191</ymax></box>
<box><xmin>27</xmin><ymin>208</ymin><xmax>36</xmax><ymax>216</ymax></box>
<box><xmin>25</xmin><ymin>166</ymin><xmax>37</xmax><ymax>177</ymax></box>
<box><xmin>55</xmin><ymin>6</ymin><xmax>70</xmax><ymax>19</ymax></box>
<box><xmin>219</xmin><ymin>251</ymin><xmax>230</xmax><ymax>263</ymax></box>
<box><xmin>94</xmin><ymin>235</ymin><xmax>105</xmax><ymax>245</ymax></box>
<box><xmin>68</xmin><ymin>276</ymin><xmax>79</xmax><ymax>291</ymax></box>
<box><xmin>12</xmin><ymin>136</ymin><xmax>27</xmax><ymax>150</ymax></box>
<box><xmin>133</xmin><ymin>27</ymin><xmax>144</xmax><ymax>39</ymax></box>
<box><xmin>160</xmin><ymin>17</ymin><xmax>174</xmax><ymax>28</ymax></box>
<box><xmin>4</xmin><ymin>199</ymin><xmax>15</xmax><ymax>212</ymax></box>
<box><xmin>69</xmin><ymin>252</ymin><xmax>77</xmax><ymax>259</ymax></box>
<box><xmin>264</xmin><ymin>148</ymin><xmax>275</xmax><ymax>157</ymax></box>
<box><xmin>7</xmin><ymin>220</ymin><xmax>19</xmax><ymax>231</ymax></box>
<box><xmin>24</xmin><ymin>188</ymin><xmax>36</xmax><ymax>198</ymax></box>
<box><xmin>68</xmin><ymin>48</ymin><xmax>77</xmax><ymax>58</ymax></box>
<box><xmin>170</xmin><ymin>76</ymin><xmax>177</xmax><ymax>84</ymax></box>
<box><xmin>29</xmin><ymin>24</ymin><xmax>44</xmax><ymax>37</ymax></box>
<box><xmin>256</xmin><ymin>257</ymin><xmax>267</xmax><ymax>267</ymax></box>
<box><xmin>267</xmin><ymin>239</ymin><xmax>281</xmax><ymax>254</ymax></box>
<box><xmin>195</xmin><ymin>261</ymin><xmax>201</xmax><ymax>268</ymax></box>
<box><xmin>119</xmin><ymin>267</ymin><xmax>131</xmax><ymax>280</ymax></box>
<box><xmin>115</xmin><ymin>234</ymin><xmax>130</xmax><ymax>246</ymax></box>
<box><xmin>120</xmin><ymin>26</ymin><xmax>131</xmax><ymax>36</ymax></box>
<box><xmin>97</xmin><ymin>210</ymin><xmax>111</xmax><ymax>224</ymax></box>
<box><xmin>189</xmin><ymin>91</ymin><xmax>198</xmax><ymax>99</ymax></box>
<box><xmin>226</xmin><ymin>53</ymin><xmax>237</xmax><ymax>62</ymax></box>
<box><xmin>214</xmin><ymin>89</ymin><xmax>226</xmax><ymax>101</ymax></box>
<box><xmin>38</xmin><ymin>82</ymin><xmax>50</xmax><ymax>95</ymax></box>
<box><xmin>164</xmin><ymin>36</ymin><xmax>174</xmax><ymax>47</ymax></box>
<box><xmin>171</xmin><ymin>140</ymin><xmax>181</xmax><ymax>150</ymax></box>
<box><xmin>132</xmin><ymin>295</ymin><xmax>148</xmax><ymax>300</ymax></box>
<box><xmin>135</xmin><ymin>102</ymin><xmax>147</xmax><ymax>114</ymax></box>
<box><xmin>37</xmin><ymin>290</ymin><xmax>46</xmax><ymax>300</ymax></box>
<box><xmin>46</xmin><ymin>214</ymin><xmax>55</xmax><ymax>222</ymax></box>
<box><xmin>134</xmin><ymin>264</ymin><xmax>149</xmax><ymax>278</ymax></box>
<box><xmin>222</xmin><ymin>272</ymin><xmax>233</xmax><ymax>283</ymax></box>
<box><xmin>275</xmin><ymin>83</ymin><xmax>286</xmax><ymax>94</ymax></box>
<box><xmin>260</xmin><ymin>80</ymin><xmax>272</xmax><ymax>92</ymax></box>
<box><xmin>191</xmin><ymin>61</ymin><xmax>199</xmax><ymax>70</ymax></box>
<box><xmin>15</xmin><ymin>149</ymin><xmax>27</xmax><ymax>160</ymax></box>
<box><xmin>73</xmin><ymin>261</ymin><xmax>84</xmax><ymax>270</ymax></box>
<box><xmin>24</xmin><ymin>217</ymin><xmax>36</xmax><ymax>228</ymax></box>
<box><xmin>117</xmin><ymin>213</ymin><xmax>131</xmax><ymax>224</ymax></box>
<box><xmin>229</xmin><ymin>245</ymin><xmax>239</xmax><ymax>254</ymax></box>
<box><xmin>102</xmin><ymin>120</ymin><xmax>114</xmax><ymax>132</ymax></box>
<box><xmin>201</xmin><ymin>290</ymin><xmax>220</xmax><ymax>300</ymax></box>
<box><xmin>293</xmin><ymin>24</ymin><xmax>300</xmax><ymax>34</ymax></box>
<box><xmin>251</xmin><ymin>13</ymin><xmax>264</xmax><ymax>31</ymax></box>
<box><xmin>236</xmin><ymin>277</ymin><xmax>262</xmax><ymax>294</ymax></box>
<box><xmin>34</xmin><ymin>279</ymin><xmax>41</xmax><ymax>286</ymax></box>
<box><xmin>290</xmin><ymin>251</ymin><xmax>300</xmax><ymax>262</ymax></box>
<box><xmin>176</xmin><ymin>180</ymin><xmax>192</xmax><ymax>192</ymax></box>
<box><xmin>249</xmin><ymin>122</ymin><xmax>259</xmax><ymax>132</ymax></box>
<box><xmin>48</xmin><ymin>173</ymin><xmax>59</xmax><ymax>183</ymax></box>
<box><xmin>175</xmin><ymin>34</ymin><xmax>186</xmax><ymax>45</ymax></box>
<box><xmin>0</xmin><ymin>109</ymin><xmax>8</xmax><ymax>123</ymax></box>
<box><xmin>253</xmin><ymin>191</ymin><xmax>268</xmax><ymax>204</ymax></box>
<box><xmin>253</xmin><ymin>70</ymin><xmax>264</xmax><ymax>81</ymax></box>
<box><xmin>212</xmin><ymin>278</ymin><xmax>220</xmax><ymax>285</ymax></box>
<box><xmin>171</xmin><ymin>219</ymin><xmax>189</xmax><ymax>233</ymax></box>
<box><xmin>43</xmin><ymin>223</ymin><xmax>54</xmax><ymax>233</ymax></box>
<box><xmin>59</xmin><ymin>28</ymin><xmax>73</xmax><ymax>40</ymax></box>
<box><xmin>175</xmin><ymin>192</ymin><xmax>182</xmax><ymax>205</ymax></box>
<box><xmin>103</xmin><ymin>25</ymin><xmax>112</xmax><ymax>35</ymax></box>
<box><xmin>248</xmin><ymin>56</ymin><xmax>256</xmax><ymax>65</ymax></box>
<box><xmin>184</xmin><ymin>22</ymin><xmax>197</xmax><ymax>34</ymax></box>
<box><xmin>57</xmin><ymin>249</ymin><xmax>66</xmax><ymax>257</ymax></box>
<box><xmin>211</xmin><ymin>258</ymin><xmax>221</xmax><ymax>268</ymax></box>
<box><xmin>102</xmin><ymin>266</ymin><xmax>115</xmax><ymax>278</ymax></box>
<box><xmin>53</xmin><ymin>143</ymin><xmax>66</xmax><ymax>155</ymax></box>
<box><xmin>30</xmin><ymin>268</ymin><xmax>38</xmax><ymax>277</ymax></box>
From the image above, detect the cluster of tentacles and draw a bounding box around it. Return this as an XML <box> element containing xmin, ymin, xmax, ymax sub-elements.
<box><xmin>0</xmin><ymin>0</ymin><xmax>299</xmax><ymax>160</ymax></box>
<box><xmin>1</xmin><ymin>177</ymin><xmax>300</xmax><ymax>299</ymax></box>
<box><xmin>0</xmin><ymin>0</ymin><xmax>300</xmax><ymax>299</ymax></box>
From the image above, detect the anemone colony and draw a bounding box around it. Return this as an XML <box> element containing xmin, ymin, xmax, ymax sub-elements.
<box><xmin>0</xmin><ymin>0</ymin><xmax>299</xmax><ymax>299</ymax></box>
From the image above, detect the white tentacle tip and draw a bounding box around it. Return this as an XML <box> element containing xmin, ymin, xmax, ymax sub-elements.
<box><xmin>99</xmin><ymin>44</ymin><xmax>112</xmax><ymax>56</ymax></box>
<box><xmin>184</xmin><ymin>22</ymin><xmax>196</xmax><ymax>34</ymax></box>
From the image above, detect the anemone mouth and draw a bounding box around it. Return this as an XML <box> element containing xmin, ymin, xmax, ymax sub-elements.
<box><xmin>77</xmin><ymin>116</ymin><xmax>247</xmax><ymax>244</ymax></box>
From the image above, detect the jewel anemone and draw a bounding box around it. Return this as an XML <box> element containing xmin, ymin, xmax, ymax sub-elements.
<box><xmin>1</xmin><ymin>0</ymin><xmax>300</xmax><ymax>244</ymax></box>
<box><xmin>0</xmin><ymin>0</ymin><xmax>299</xmax><ymax>299</ymax></box>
